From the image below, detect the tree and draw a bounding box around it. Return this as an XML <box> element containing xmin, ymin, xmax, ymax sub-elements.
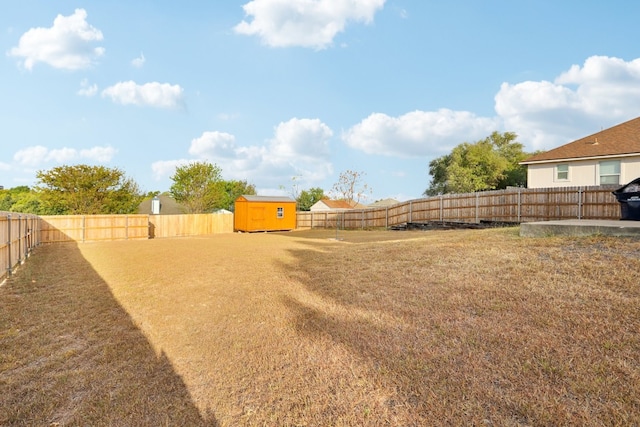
<box><xmin>297</xmin><ymin>187</ymin><xmax>325</xmax><ymax>211</ymax></box>
<box><xmin>424</xmin><ymin>131</ymin><xmax>530</xmax><ymax>195</ymax></box>
<box><xmin>170</xmin><ymin>161</ymin><xmax>224</xmax><ymax>213</ymax></box>
<box><xmin>220</xmin><ymin>179</ymin><xmax>256</xmax><ymax>211</ymax></box>
<box><xmin>331</xmin><ymin>170</ymin><xmax>371</xmax><ymax>205</ymax></box>
<box><xmin>9</xmin><ymin>191</ymin><xmax>48</xmax><ymax>214</ymax></box>
<box><xmin>424</xmin><ymin>155</ymin><xmax>452</xmax><ymax>196</ymax></box>
<box><xmin>0</xmin><ymin>186</ymin><xmax>30</xmax><ymax>212</ymax></box>
<box><xmin>36</xmin><ymin>165</ymin><xmax>143</xmax><ymax>214</ymax></box>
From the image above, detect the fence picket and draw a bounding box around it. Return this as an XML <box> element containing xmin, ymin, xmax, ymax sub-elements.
<box><xmin>296</xmin><ymin>185</ymin><xmax>620</xmax><ymax>229</ymax></box>
<box><xmin>1</xmin><ymin>212</ymin><xmax>41</xmax><ymax>282</ymax></box>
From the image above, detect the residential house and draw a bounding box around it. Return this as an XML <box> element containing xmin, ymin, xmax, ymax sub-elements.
<box><xmin>521</xmin><ymin>116</ymin><xmax>640</xmax><ymax>188</ymax></box>
<box><xmin>138</xmin><ymin>194</ymin><xmax>186</xmax><ymax>215</ymax></box>
<box><xmin>309</xmin><ymin>199</ymin><xmax>367</xmax><ymax>212</ymax></box>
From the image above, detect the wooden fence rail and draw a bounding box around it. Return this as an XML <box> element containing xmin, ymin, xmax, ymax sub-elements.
<box><xmin>39</xmin><ymin>212</ymin><xmax>235</xmax><ymax>243</ymax></box>
<box><xmin>149</xmin><ymin>213</ymin><xmax>234</xmax><ymax>238</ymax></box>
<box><xmin>296</xmin><ymin>185</ymin><xmax>622</xmax><ymax>229</ymax></box>
<box><xmin>40</xmin><ymin>215</ymin><xmax>151</xmax><ymax>243</ymax></box>
<box><xmin>0</xmin><ymin>212</ymin><xmax>41</xmax><ymax>282</ymax></box>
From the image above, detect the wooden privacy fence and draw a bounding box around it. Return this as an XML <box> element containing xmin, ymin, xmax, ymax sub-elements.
<box><xmin>296</xmin><ymin>186</ymin><xmax>622</xmax><ymax>229</ymax></box>
<box><xmin>40</xmin><ymin>215</ymin><xmax>150</xmax><ymax>243</ymax></box>
<box><xmin>1</xmin><ymin>212</ymin><xmax>41</xmax><ymax>281</ymax></box>
<box><xmin>39</xmin><ymin>213</ymin><xmax>234</xmax><ymax>243</ymax></box>
<box><xmin>148</xmin><ymin>213</ymin><xmax>233</xmax><ymax>238</ymax></box>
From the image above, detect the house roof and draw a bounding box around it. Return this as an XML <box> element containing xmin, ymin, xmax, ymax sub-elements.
<box><xmin>521</xmin><ymin>116</ymin><xmax>640</xmax><ymax>164</ymax></box>
<box><xmin>368</xmin><ymin>198</ymin><xmax>399</xmax><ymax>208</ymax></box>
<box><xmin>237</xmin><ymin>195</ymin><xmax>296</xmax><ymax>203</ymax></box>
<box><xmin>138</xmin><ymin>194</ymin><xmax>186</xmax><ymax>215</ymax></box>
<box><xmin>310</xmin><ymin>199</ymin><xmax>369</xmax><ymax>210</ymax></box>
<box><xmin>319</xmin><ymin>199</ymin><xmax>356</xmax><ymax>209</ymax></box>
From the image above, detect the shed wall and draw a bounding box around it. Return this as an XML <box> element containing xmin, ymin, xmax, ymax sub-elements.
<box><xmin>234</xmin><ymin>198</ymin><xmax>296</xmax><ymax>231</ymax></box>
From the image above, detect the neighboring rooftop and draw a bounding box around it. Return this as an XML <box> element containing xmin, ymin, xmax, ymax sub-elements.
<box><xmin>368</xmin><ymin>198</ymin><xmax>400</xmax><ymax>208</ymax></box>
<box><xmin>138</xmin><ymin>194</ymin><xmax>186</xmax><ymax>215</ymax></box>
<box><xmin>521</xmin><ymin>116</ymin><xmax>640</xmax><ymax>164</ymax></box>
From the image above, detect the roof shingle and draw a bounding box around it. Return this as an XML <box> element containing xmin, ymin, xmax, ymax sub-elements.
<box><xmin>521</xmin><ymin>116</ymin><xmax>640</xmax><ymax>164</ymax></box>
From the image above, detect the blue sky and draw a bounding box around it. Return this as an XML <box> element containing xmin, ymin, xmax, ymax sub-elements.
<box><xmin>3</xmin><ymin>1</ymin><xmax>640</xmax><ymax>202</ymax></box>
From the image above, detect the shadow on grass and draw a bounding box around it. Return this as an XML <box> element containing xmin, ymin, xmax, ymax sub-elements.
<box><xmin>280</xmin><ymin>240</ymin><xmax>560</xmax><ymax>425</ymax></box>
<box><xmin>0</xmin><ymin>242</ymin><xmax>218</xmax><ymax>426</ymax></box>
<box><xmin>278</xmin><ymin>241</ymin><xmax>454</xmax><ymax>422</ymax></box>
<box><xmin>279</xmin><ymin>232</ymin><xmax>640</xmax><ymax>425</ymax></box>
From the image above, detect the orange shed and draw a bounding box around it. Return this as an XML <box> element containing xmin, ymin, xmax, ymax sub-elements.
<box><xmin>234</xmin><ymin>195</ymin><xmax>297</xmax><ymax>232</ymax></box>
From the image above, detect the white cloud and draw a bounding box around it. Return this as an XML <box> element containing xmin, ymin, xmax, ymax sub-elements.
<box><xmin>343</xmin><ymin>109</ymin><xmax>498</xmax><ymax>157</ymax></box>
<box><xmin>151</xmin><ymin>159</ymin><xmax>191</xmax><ymax>181</ymax></box>
<box><xmin>101</xmin><ymin>81</ymin><xmax>185</xmax><ymax>109</ymax></box>
<box><xmin>77</xmin><ymin>78</ymin><xmax>98</xmax><ymax>97</ymax></box>
<box><xmin>13</xmin><ymin>145</ymin><xmax>116</xmax><ymax>167</ymax></box>
<box><xmin>341</xmin><ymin>56</ymin><xmax>640</xmax><ymax>159</ymax></box>
<box><xmin>47</xmin><ymin>147</ymin><xmax>79</xmax><ymax>163</ymax></box>
<box><xmin>495</xmin><ymin>55</ymin><xmax>640</xmax><ymax>150</ymax></box>
<box><xmin>80</xmin><ymin>146</ymin><xmax>117</xmax><ymax>162</ymax></box>
<box><xmin>13</xmin><ymin>146</ymin><xmax>49</xmax><ymax>167</ymax></box>
<box><xmin>270</xmin><ymin>118</ymin><xmax>332</xmax><ymax>159</ymax></box>
<box><xmin>132</xmin><ymin>52</ymin><xmax>146</xmax><ymax>68</ymax></box>
<box><xmin>188</xmin><ymin>131</ymin><xmax>237</xmax><ymax>158</ymax></box>
<box><xmin>234</xmin><ymin>0</ymin><xmax>386</xmax><ymax>49</ymax></box>
<box><xmin>154</xmin><ymin>118</ymin><xmax>334</xmax><ymax>190</ymax></box>
<box><xmin>8</xmin><ymin>8</ymin><xmax>104</xmax><ymax>70</ymax></box>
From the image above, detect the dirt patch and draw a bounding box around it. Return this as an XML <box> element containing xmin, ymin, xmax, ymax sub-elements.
<box><xmin>2</xmin><ymin>228</ymin><xmax>640</xmax><ymax>426</ymax></box>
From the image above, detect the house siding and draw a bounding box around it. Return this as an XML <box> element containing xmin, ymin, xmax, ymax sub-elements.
<box><xmin>527</xmin><ymin>156</ymin><xmax>640</xmax><ymax>188</ymax></box>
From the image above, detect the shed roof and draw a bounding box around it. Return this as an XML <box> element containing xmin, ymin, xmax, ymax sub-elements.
<box><xmin>237</xmin><ymin>195</ymin><xmax>296</xmax><ymax>203</ymax></box>
<box><xmin>521</xmin><ymin>116</ymin><xmax>640</xmax><ymax>164</ymax></box>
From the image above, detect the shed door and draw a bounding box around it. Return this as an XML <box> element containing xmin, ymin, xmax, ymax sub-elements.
<box><xmin>250</xmin><ymin>207</ymin><xmax>265</xmax><ymax>230</ymax></box>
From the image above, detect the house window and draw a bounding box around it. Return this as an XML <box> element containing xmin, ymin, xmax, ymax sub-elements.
<box><xmin>277</xmin><ymin>207</ymin><xmax>284</xmax><ymax>218</ymax></box>
<box><xmin>599</xmin><ymin>160</ymin><xmax>620</xmax><ymax>185</ymax></box>
<box><xmin>556</xmin><ymin>164</ymin><xmax>569</xmax><ymax>181</ymax></box>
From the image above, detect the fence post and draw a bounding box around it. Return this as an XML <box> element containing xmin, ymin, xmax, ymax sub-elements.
<box><xmin>577</xmin><ymin>187</ymin><xmax>583</xmax><ymax>219</ymax></box>
<box><xmin>475</xmin><ymin>193</ymin><xmax>479</xmax><ymax>223</ymax></box>
<box><xmin>385</xmin><ymin>207</ymin><xmax>389</xmax><ymax>229</ymax></box>
<box><xmin>6</xmin><ymin>214</ymin><xmax>11</xmax><ymax>278</ymax></box>
<box><xmin>82</xmin><ymin>215</ymin><xmax>86</xmax><ymax>243</ymax></box>
<box><xmin>439</xmin><ymin>196</ymin><xmax>443</xmax><ymax>222</ymax></box>
<box><xmin>517</xmin><ymin>190</ymin><xmax>521</xmax><ymax>222</ymax></box>
<box><xmin>125</xmin><ymin>215</ymin><xmax>129</xmax><ymax>240</ymax></box>
<box><xmin>23</xmin><ymin>215</ymin><xmax>29</xmax><ymax>260</ymax></box>
<box><xmin>409</xmin><ymin>201</ymin><xmax>413</xmax><ymax>223</ymax></box>
<box><xmin>17</xmin><ymin>214</ymin><xmax>22</xmax><ymax>264</ymax></box>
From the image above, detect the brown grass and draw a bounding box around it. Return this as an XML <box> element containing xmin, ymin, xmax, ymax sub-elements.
<box><xmin>1</xmin><ymin>228</ymin><xmax>640</xmax><ymax>426</ymax></box>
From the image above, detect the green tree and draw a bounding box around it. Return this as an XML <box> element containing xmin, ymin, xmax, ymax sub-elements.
<box><xmin>0</xmin><ymin>186</ymin><xmax>30</xmax><ymax>211</ymax></box>
<box><xmin>220</xmin><ymin>179</ymin><xmax>256</xmax><ymax>211</ymax></box>
<box><xmin>297</xmin><ymin>187</ymin><xmax>325</xmax><ymax>211</ymax></box>
<box><xmin>10</xmin><ymin>191</ymin><xmax>48</xmax><ymax>214</ymax></box>
<box><xmin>36</xmin><ymin>165</ymin><xmax>142</xmax><ymax>214</ymax></box>
<box><xmin>331</xmin><ymin>170</ymin><xmax>372</xmax><ymax>205</ymax></box>
<box><xmin>424</xmin><ymin>131</ymin><xmax>530</xmax><ymax>195</ymax></box>
<box><xmin>424</xmin><ymin>155</ymin><xmax>452</xmax><ymax>196</ymax></box>
<box><xmin>170</xmin><ymin>161</ymin><xmax>224</xmax><ymax>213</ymax></box>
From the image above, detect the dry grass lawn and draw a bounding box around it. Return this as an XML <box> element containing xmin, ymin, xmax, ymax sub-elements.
<box><xmin>1</xmin><ymin>228</ymin><xmax>639</xmax><ymax>426</ymax></box>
